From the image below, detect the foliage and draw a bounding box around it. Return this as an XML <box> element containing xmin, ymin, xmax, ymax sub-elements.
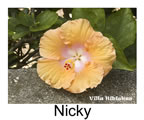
<box><xmin>8</xmin><ymin>8</ymin><xmax>136</xmax><ymax>71</ymax></box>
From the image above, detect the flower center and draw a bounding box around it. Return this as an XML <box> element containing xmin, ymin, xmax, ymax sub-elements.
<box><xmin>62</xmin><ymin>44</ymin><xmax>91</xmax><ymax>72</ymax></box>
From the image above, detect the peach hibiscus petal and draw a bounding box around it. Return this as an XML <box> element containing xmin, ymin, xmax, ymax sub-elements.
<box><xmin>86</xmin><ymin>32</ymin><xmax>116</xmax><ymax>76</ymax></box>
<box><xmin>60</xmin><ymin>19</ymin><xmax>94</xmax><ymax>45</ymax></box>
<box><xmin>37</xmin><ymin>18</ymin><xmax>116</xmax><ymax>94</ymax></box>
<box><xmin>37</xmin><ymin>58</ymin><xmax>75</xmax><ymax>89</ymax></box>
<box><xmin>39</xmin><ymin>28</ymin><xmax>64</xmax><ymax>60</ymax></box>
<box><xmin>66</xmin><ymin>63</ymin><xmax>104</xmax><ymax>93</ymax></box>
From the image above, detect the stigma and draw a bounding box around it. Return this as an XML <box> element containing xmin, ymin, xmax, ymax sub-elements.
<box><xmin>64</xmin><ymin>63</ymin><xmax>71</xmax><ymax>70</ymax></box>
<box><xmin>63</xmin><ymin>59</ymin><xmax>74</xmax><ymax>70</ymax></box>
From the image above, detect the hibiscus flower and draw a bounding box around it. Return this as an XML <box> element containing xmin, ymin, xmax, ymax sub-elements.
<box><xmin>37</xmin><ymin>19</ymin><xmax>116</xmax><ymax>93</ymax></box>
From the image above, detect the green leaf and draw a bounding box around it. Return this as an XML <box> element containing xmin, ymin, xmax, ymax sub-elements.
<box><xmin>18</xmin><ymin>12</ymin><xmax>34</xmax><ymax>27</ymax></box>
<box><xmin>124</xmin><ymin>41</ymin><xmax>136</xmax><ymax>68</ymax></box>
<box><xmin>105</xmin><ymin>8</ymin><xmax>136</xmax><ymax>50</ymax></box>
<box><xmin>104</xmin><ymin>8</ymin><xmax>114</xmax><ymax>17</ymax></box>
<box><xmin>8</xmin><ymin>17</ymin><xmax>20</xmax><ymax>31</ymax></box>
<box><xmin>72</xmin><ymin>8</ymin><xmax>105</xmax><ymax>32</ymax></box>
<box><xmin>105</xmin><ymin>34</ymin><xmax>135</xmax><ymax>71</ymax></box>
<box><xmin>30</xmin><ymin>10</ymin><xmax>58</xmax><ymax>32</ymax></box>
<box><xmin>8</xmin><ymin>8</ymin><xmax>19</xmax><ymax>18</ymax></box>
<box><xmin>12</xmin><ymin>25</ymin><xmax>30</xmax><ymax>40</ymax></box>
<box><xmin>8</xmin><ymin>30</ymin><xmax>14</xmax><ymax>37</ymax></box>
<box><xmin>51</xmin><ymin>17</ymin><xmax>67</xmax><ymax>29</ymax></box>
